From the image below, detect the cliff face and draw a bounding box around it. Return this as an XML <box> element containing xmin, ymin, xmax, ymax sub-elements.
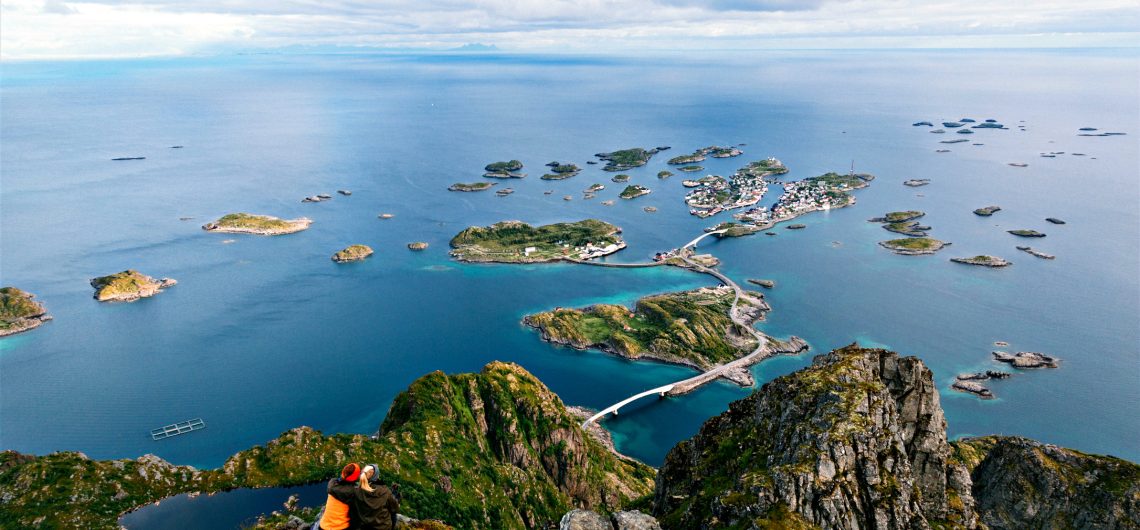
<box><xmin>654</xmin><ymin>345</ymin><xmax>975</xmax><ymax>529</ymax></box>
<box><xmin>953</xmin><ymin>436</ymin><xmax>1140</xmax><ymax>529</ymax></box>
<box><xmin>656</xmin><ymin>345</ymin><xmax>1133</xmax><ymax>530</ymax></box>
<box><xmin>0</xmin><ymin>362</ymin><xmax>653</xmax><ymax>530</ymax></box>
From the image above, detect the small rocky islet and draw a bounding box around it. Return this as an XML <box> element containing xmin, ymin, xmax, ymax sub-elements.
<box><xmin>89</xmin><ymin>270</ymin><xmax>177</xmax><ymax>302</ymax></box>
<box><xmin>483</xmin><ymin>160</ymin><xmax>525</xmax><ymax>178</ymax></box>
<box><xmin>951</xmin><ymin>255</ymin><xmax>1011</xmax><ymax>267</ymax></box>
<box><xmin>449</xmin><ymin>182</ymin><xmax>495</xmax><ymax>192</ymax></box>
<box><xmin>594</xmin><ymin>147</ymin><xmax>658</xmax><ymax>172</ymax></box>
<box><xmin>407</xmin><ymin>242</ymin><xmax>429</xmax><ymax>251</ymax></box>
<box><xmin>993</xmin><ymin>350</ymin><xmax>1060</xmax><ymax>369</ymax></box>
<box><xmin>618</xmin><ymin>185</ymin><xmax>650</xmax><ymax>199</ymax></box>
<box><xmin>331</xmin><ymin>244</ymin><xmax>374</xmax><ymax>263</ymax></box>
<box><xmin>0</xmin><ymin>287</ymin><xmax>52</xmax><ymax>337</ymax></box>
<box><xmin>540</xmin><ymin>161</ymin><xmax>581</xmax><ymax>180</ymax></box>
<box><xmin>879</xmin><ymin>237</ymin><xmax>948</xmax><ymax>255</ymax></box>
<box><xmin>952</xmin><ymin>370</ymin><xmax>1012</xmax><ymax>399</ymax></box>
<box><xmin>973</xmin><ymin>205</ymin><xmax>1002</xmax><ymax>216</ymax></box>
<box><xmin>1008</xmin><ymin>229</ymin><xmax>1046</xmax><ymax>238</ymax></box>
<box><xmin>903</xmin><ymin>178</ymin><xmax>931</xmax><ymax>187</ymax></box>
<box><xmin>1017</xmin><ymin>246</ymin><xmax>1055</xmax><ymax>259</ymax></box>
<box><xmin>203</xmin><ymin>213</ymin><xmax>312</xmax><ymax>235</ymax></box>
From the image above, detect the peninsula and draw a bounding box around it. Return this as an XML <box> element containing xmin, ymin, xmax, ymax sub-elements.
<box><xmin>449</xmin><ymin>219</ymin><xmax>625</xmax><ymax>263</ymax></box>
<box><xmin>331</xmin><ymin>245</ymin><xmax>374</xmax><ymax>263</ymax></box>
<box><xmin>0</xmin><ymin>287</ymin><xmax>52</xmax><ymax>337</ymax></box>
<box><xmin>202</xmin><ymin>213</ymin><xmax>312</xmax><ymax>235</ymax></box>
<box><xmin>524</xmin><ymin>285</ymin><xmax>767</xmax><ymax>371</ymax></box>
<box><xmin>90</xmin><ymin>270</ymin><xmax>177</xmax><ymax>302</ymax></box>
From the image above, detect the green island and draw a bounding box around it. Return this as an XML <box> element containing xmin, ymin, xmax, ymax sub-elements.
<box><xmin>869</xmin><ymin>211</ymin><xmax>928</xmax><ymax>236</ymax></box>
<box><xmin>657</xmin><ymin>170</ymin><xmax>673</xmax><ymax>179</ymax></box>
<box><xmin>332</xmin><ymin>244</ymin><xmax>374</xmax><ymax>262</ymax></box>
<box><xmin>974</xmin><ymin>205</ymin><xmax>1002</xmax><ymax>216</ymax></box>
<box><xmin>951</xmin><ymin>255</ymin><xmax>1012</xmax><ymax>267</ymax></box>
<box><xmin>872</xmin><ymin>210</ymin><xmax>925</xmax><ymax>223</ymax></box>
<box><xmin>1008</xmin><ymin>229</ymin><xmax>1046</xmax><ymax>238</ymax></box>
<box><xmin>449</xmin><ymin>219</ymin><xmax>625</xmax><ymax>262</ymax></box>
<box><xmin>677</xmin><ymin>165</ymin><xmax>704</xmax><ymax>172</ymax></box>
<box><xmin>0</xmin><ymin>362</ymin><xmax>653</xmax><ymax>530</ymax></box>
<box><xmin>668</xmin><ymin>152</ymin><xmax>706</xmax><ymax>165</ymax></box>
<box><xmin>0</xmin><ymin>287</ymin><xmax>51</xmax><ymax>337</ymax></box>
<box><xmin>619</xmin><ymin>185</ymin><xmax>651</xmax><ymax>199</ymax></box>
<box><xmin>595</xmin><ymin>148</ymin><xmax>657</xmax><ymax>172</ymax></box>
<box><xmin>710</xmin><ymin>222</ymin><xmax>761</xmax><ymax>238</ymax></box>
<box><xmin>611</xmin><ymin>174</ymin><xmax>631</xmax><ymax>183</ymax></box>
<box><xmin>449</xmin><ymin>182</ymin><xmax>495</xmax><ymax>192</ymax></box>
<box><xmin>878</xmin><ymin>237</ymin><xmax>948</xmax><ymax>255</ymax></box>
<box><xmin>523</xmin><ymin>286</ymin><xmax>766</xmax><ymax>370</ymax></box>
<box><xmin>89</xmin><ymin>270</ymin><xmax>177</xmax><ymax>302</ymax></box>
<box><xmin>540</xmin><ymin>162</ymin><xmax>581</xmax><ymax>180</ymax></box>
<box><xmin>202</xmin><ymin>213</ymin><xmax>311</xmax><ymax>235</ymax></box>
<box><xmin>739</xmin><ymin>157</ymin><xmax>789</xmax><ymax>177</ymax></box>
<box><xmin>483</xmin><ymin>160</ymin><xmax>524</xmax><ymax>178</ymax></box>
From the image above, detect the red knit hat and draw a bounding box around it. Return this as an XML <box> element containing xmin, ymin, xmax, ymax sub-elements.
<box><xmin>341</xmin><ymin>463</ymin><xmax>361</xmax><ymax>482</ymax></box>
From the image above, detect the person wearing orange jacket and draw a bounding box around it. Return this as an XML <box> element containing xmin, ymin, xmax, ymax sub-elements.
<box><xmin>314</xmin><ymin>463</ymin><xmax>361</xmax><ymax>530</ymax></box>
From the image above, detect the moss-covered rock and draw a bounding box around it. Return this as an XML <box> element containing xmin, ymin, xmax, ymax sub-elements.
<box><xmin>332</xmin><ymin>244</ymin><xmax>374</xmax><ymax>262</ymax></box>
<box><xmin>0</xmin><ymin>287</ymin><xmax>50</xmax><ymax>337</ymax></box>
<box><xmin>89</xmin><ymin>270</ymin><xmax>176</xmax><ymax>302</ymax></box>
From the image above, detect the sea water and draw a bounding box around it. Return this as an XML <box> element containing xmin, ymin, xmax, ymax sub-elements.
<box><xmin>2</xmin><ymin>50</ymin><xmax>1137</xmax><ymax>480</ymax></box>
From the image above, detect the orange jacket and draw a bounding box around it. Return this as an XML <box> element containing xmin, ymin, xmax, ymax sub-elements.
<box><xmin>319</xmin><ymin>478</ymin><xmax>358</xmax><ymax>530</ymax></box>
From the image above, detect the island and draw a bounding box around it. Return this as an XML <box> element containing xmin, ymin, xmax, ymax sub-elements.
<box><xmin>483</xmin><ymin>160</ymin><xmax>525</xmax><ymax>178</ymax></box>
<box><xmin>449</xmin><ymin>219</ymin><xmax>625</xmax><ymax>263</ymax></box>
<box><xmin>611</xmin><ymin>174</ymin><xmax>631</xmax><ymax>183</ymax></box>
<box><xmin>330</xmin><ymin>245</ymin><xmax>372</xmax><ymax>262</ymax></box>
<box><xmin>734</xmin><ymin>171</ymin><xmax>873</xmax><ymax>230</ymax></box>
<box><xmin>1045</xmin><ymin>217</ymin><xmax>1066</xmax><ymax>224</ymax></box>
<box><xmin>378</xmin><ymin>213</ymin><xmax>394</xmax><ymax>219</ymax></box>
<box><xmin>1007</xmin><ymin>229</ymin><xmax>1045</xmax><ymax>238</ymax></box>
<box><xmin>619</xmin><ymin>185</ymin><xmax>650</xmax><ymax>199</ymax></box>
<box><xmin>951</xmin><ymin>255</ymin><xmax>1011</xmax><ymax>267</ymax></box>
<box><xmin>746</xmin><ymin>278</ymin><xmax>775</xmax><ymax>289</ymax></box>
<box><xmin>879</xmin><ymin>237</ymin><xmax>948</xmax><ymax>255</ymax></box>
<box><xmin>202</xmin><ymin>213</ymin><xmax>312</xmax><ymax>235</ymax></box>
<box><xmin>1016</xmin><ymin>246</ymin><xmax>1055</xmax><ymax>259</ymax></box>
<box><xmin>89</xmin><ymin>270</ymin><xmax>177</xmax><ymax>302</ymax></box>
<box><xmin>669</xmin><ymin>145</ymin><xmax>743</xmax><ymax>165</ymax></box>
<box><xmin>540</xmin><ymin>162</ymin><xmax>581</xmax><ymax>180</ymax></box>
<box><xmin>786</xmin><ymin>224</ymin><xmax>806</xmax><ymax>230</ymax></box>
<box><xmin>903</xmin><ymin>179</ymin><xmax>931</xmax><ymax>187</ymax></box>
<box><xmin>951</xmin><ymin>370</ymin><xmax>1011</xmax><ymax>399</ymax></box>
<box><xmin>0</xmin><ymin>287</ymin><xmax>52</xmax><ymax>337</ymax></box>
<box><xmin>974</xmin><ymin>205</ymin><xmax>1002</xmax><ymax>216</ymax></box>
<box><xmin>683</xmin><ymin>158</ymin><xmax>787</xmax><ymax>218</ymax></box>
<box><xmin>657</xmin><ymin>170</ymin><xmax>673</xmax><ymax>179</ymax></box>
<box><xmin>407</xmin><ymin>242</ymin><xmax>429</xmax><ymax>251</ymax></box>
<box><xmin>870</xmin><ymin>210</ymin><xmax>925</xmax><ymax>223</ymax></box>
<box><xmin>677</xmin><ymin>165</ymin><xmax>704</xmax><ymax>172</ymax></box>
<box><xmin>495</xmin><ymin>188</ymin><xmax>514</xmax><ymax>197</ymax></box>
<box><xmin>710</xmin><ymin>222</ymin><xmax>761</xmax><ymax>238</ymax></box>
<box><xmin>595</xmin><ymin>148</ymin><xmax>657</xmax><ymax>172</ymax></box>
<box><xmin>449</xmin><ymin>182</ymin><xmax>495</xmax><ymax>192</ymax></box>
<box><xmin>869</xmin><ymin>211</ymin><xmax>929</xmax><ymax>236</ymax></box>
<box><xmin>643</xmin><ymin>206</ymin><xmax>657</xmax><ymax>213</ymax></box>
<box><xmin>992</xmin><ymin>350</ymin><xmax>1059</xmax><ymax>368</ymax></box>
<box><xmin>523</xmin><ymin>286</ymin><xmax>767</xmax><ymax>370</ymax></box>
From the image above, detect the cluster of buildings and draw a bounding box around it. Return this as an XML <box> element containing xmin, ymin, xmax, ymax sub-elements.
<box><xmin>735</xmin><ymin>178</ymin><xmax>844</xmax><ymax>226</ymax></box>
<box><xmin>684</xmin><ymin>157</ymin><xmax>785</xmax><ymax>218</ymax></box>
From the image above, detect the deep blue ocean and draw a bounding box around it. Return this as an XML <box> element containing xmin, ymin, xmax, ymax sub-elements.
<box><xmin>2</xmin><ymin>49</ymin><xmax>1137</xmax><ymax>494</ymax></box>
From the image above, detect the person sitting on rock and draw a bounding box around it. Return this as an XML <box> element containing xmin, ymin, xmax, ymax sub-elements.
<box><xmin>354</xmin><ymin>464</ymin><xmax>400</xmax><ymax>530</ymax></box>
<box><xmin>313</xmin><ymin>462</ymin><xmax>362</xmax><ymax>530</ymax></box>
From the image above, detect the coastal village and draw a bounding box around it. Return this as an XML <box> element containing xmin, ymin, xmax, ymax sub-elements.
<box><xmin>683</xmin><ymin>157</ymin><xmax>786</xmax><ymax>218</ymax></box>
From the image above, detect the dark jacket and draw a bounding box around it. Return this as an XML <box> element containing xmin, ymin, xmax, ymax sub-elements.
<box><xmin>354</xmin><ymin>484</ymin><xmax>399</xmax><ymax>530</ymax></box>
<box><xmin>317</xmin><ymin>478</ymin><xmax>360</xmax><ymax>530</ymax></box>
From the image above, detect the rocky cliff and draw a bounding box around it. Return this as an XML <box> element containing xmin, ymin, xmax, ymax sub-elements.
<box><xmin>653</xmin><ymin>345</ymin><xmax>1138</xmax><ymax>530</ymax></box>
<box><xmin>0</xmin><ymin>362</ymin><xmax>653</xmax><ymax>530</ymax></box>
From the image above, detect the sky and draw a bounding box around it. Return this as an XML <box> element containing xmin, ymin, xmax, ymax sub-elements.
<box><xmin>2</xmin><ymin>0</ymin><xmax>1139</xmax><ymax>59</ymax></box>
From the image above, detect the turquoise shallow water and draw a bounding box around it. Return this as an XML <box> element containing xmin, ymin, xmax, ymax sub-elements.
<box><xmin>2</xmin><ymin>50</ymin><xmax>1137</xmax><ymax>477</ymax></box>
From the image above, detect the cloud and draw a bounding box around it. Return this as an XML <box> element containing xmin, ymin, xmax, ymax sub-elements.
<box><xmin>41</xmin><ymin>0</ymin><xmax>76</xmax><ymax>15</ymax></box>
<box><xmin>1</xmin><ymin>0</ymin><xmax>1138</xmax><ymax>59</ymax></box>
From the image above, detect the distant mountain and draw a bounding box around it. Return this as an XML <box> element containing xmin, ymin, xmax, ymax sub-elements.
<box><xmin>450</xmin><ymin>43</ymin><xmax>499</xmax><ymax>52</ymax></box>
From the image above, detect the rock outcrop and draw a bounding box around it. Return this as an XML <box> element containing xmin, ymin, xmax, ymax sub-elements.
<box><xmin>652</xmin><ymin>345</ymin><xmax>1137</xmax><ymax>529</ymax></box>
<box><xmin>560</xmin><ymin>509</ymin><xmax>662</xmax><ymax>530</ymax></box>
